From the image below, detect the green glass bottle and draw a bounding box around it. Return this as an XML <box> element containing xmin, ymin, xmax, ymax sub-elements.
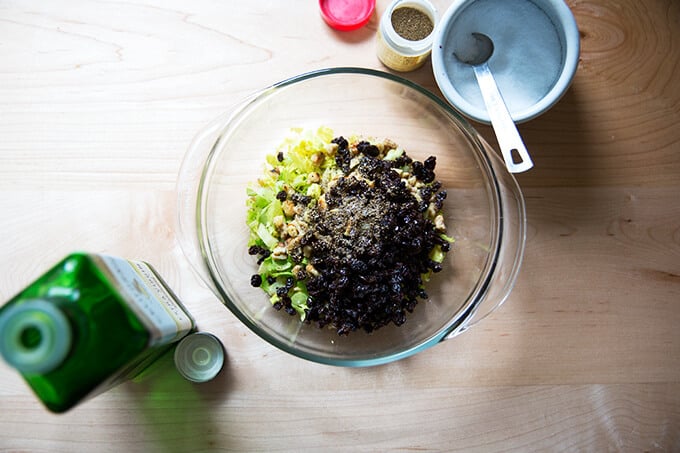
<box><xmin>0</xmin><ymin>253</ymin><xmax>195</xmax><ymax>413</ymax></box>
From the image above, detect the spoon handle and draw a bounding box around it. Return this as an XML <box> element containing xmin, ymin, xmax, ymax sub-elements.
<box><xmin>473</xmin><ymin>64</ymin><xmax>533</xmax><ymax>173</ymax></box>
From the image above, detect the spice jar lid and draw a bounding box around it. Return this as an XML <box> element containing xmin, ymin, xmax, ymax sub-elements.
<box><xmin>319</xmin><ymin>0</ymin><xmax>376</xmax><ymax>31</ymax></box>
<box><xmin>174</xmin><ymin>332</ymin><xmax>225</xmax><ymax>383</ymax></box>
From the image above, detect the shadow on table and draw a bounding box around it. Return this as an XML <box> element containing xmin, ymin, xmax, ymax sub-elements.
<box><xmin>120</xmin><ymin>346</ymin><xmax>233</xmax><ymax>452</ymax></box>
<box><xmin>508</xmin><ymin>83</ymin><xmax>612</xmax><ymax>189</ymax></box>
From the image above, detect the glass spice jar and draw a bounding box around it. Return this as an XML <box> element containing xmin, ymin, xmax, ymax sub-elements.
<box><xmin>376</xmin><ymin>0</ymin><xmax>439</xmax><ymax>72</ymax></box>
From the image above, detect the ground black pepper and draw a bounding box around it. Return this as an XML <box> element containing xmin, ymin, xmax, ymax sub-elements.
<box><xmin>391</xmin><ymin>7</ymin><xmax>433</xmax><ymax>41</ymax></box>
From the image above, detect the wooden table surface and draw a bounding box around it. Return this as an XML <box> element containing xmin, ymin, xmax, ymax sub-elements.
<box><xmin>1</xmin><ymin>0</ymin><xmax>678</xmax><ymax>451</ymax></box>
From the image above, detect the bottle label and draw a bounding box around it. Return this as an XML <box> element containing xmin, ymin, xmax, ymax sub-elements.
<box><xmin>93</xmin><ymin>255</ymin><xmax>194</xmax><ymax>346</ymax></box>
<box><xmin>376</xmin><ymin>29</ymin><xmax>430</xmax><ymax>72</ymax></box>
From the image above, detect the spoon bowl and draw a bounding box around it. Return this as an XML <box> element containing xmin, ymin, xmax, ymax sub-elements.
<box><xmin>454</xmin><ymin>31</ymin><xmax>494</xmax><ymax>66</ymax></box>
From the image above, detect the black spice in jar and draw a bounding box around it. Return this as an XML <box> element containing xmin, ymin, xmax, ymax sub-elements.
<box><xmin>391</xmin><ymin>7</ymin><xmax>433</xmax><ymax>41</ymax></box>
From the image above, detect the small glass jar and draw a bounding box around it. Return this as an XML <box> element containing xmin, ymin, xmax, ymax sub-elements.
<box><xmin>376</xmin><ymin>0</ymin><xmax>439</xmax><ymax>72</ymax></box>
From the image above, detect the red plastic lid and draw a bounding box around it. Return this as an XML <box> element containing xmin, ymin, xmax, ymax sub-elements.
<box><xmin>319</xmin><ymin>0</ymin><xmax>376</xmax><ymax>31</ymax></box>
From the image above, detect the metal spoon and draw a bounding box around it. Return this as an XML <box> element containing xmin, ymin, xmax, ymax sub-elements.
<box><xmin>455</xmin><ymin>32</ymin><xmax>533</xmax><ymax>173</ymax></box>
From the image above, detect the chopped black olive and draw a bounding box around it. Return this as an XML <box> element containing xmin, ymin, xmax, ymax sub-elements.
<box><xmin>357</xmin><ymin>140</ymin><xmax>380</xmax><ymax>157</ymax></box>
<box><xmin>250</xmin><ymin>274</ymin><xmax>262</xmax><ymax>287</ymax></box>
<box><xmin>290</xmin><ymin>193</ymin><xmax>311</xmax><ymax>205</ymax></box>
<box><xmin>331</xmin><ymin>136</ymin><xmax>348</xmax><ymax>150</ymax></box>
<box><xmin>424</xmin><ymin>156</ymin><xmax>437</xmax><ymax>170</ymax></box>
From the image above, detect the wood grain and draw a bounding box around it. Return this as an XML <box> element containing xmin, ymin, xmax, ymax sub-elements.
<box><xmin>0</xmin><ymin>0</ymin><xmax>679</xmax><ymax>451</ymax></box>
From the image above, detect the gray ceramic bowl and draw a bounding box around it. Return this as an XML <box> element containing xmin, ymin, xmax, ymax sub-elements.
<box><xmin>432</xmin><ymin>0</ymin><xmax>580</xmax><ymax>124</ymax></box>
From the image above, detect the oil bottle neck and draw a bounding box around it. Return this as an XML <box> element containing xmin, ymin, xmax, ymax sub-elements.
<box><xmin>0</xmin><ymin>299</ymin><xmax>73</xmax><ymax>374</ymax></box>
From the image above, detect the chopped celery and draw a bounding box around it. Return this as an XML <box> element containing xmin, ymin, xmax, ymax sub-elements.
<box><xmin>383</xmin><ymin>147</ymin><xmax>404</xmax><ymax>161</ymax></box>
<box><xmin>429</xmin><ymin>245</ymin><xmax>445</xmax><ymax>263</ymax></box>
<box><xmin>256</xmin><ymin>223</ymin><xmax>278</xmax><ymax>249</ymax></box>
<box><xmin>439</xmin><ymin>233</ymin><xmax>455</xmax><ymax>243</ymax></box>
<box><xmin>259</xmin><ymin>255</ymin><xmax>293</xmax><ymax>274</ymax></box>
<box><xmin>290</xmin><ymin>291</ymin><xmax>309</xmax><ymax>319</ymax></box>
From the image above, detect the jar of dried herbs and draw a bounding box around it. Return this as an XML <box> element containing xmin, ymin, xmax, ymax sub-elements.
<box><xmin>377</xmin><ymin>0</ymin><xmax>438</xmax><ymax>72</ymax></box>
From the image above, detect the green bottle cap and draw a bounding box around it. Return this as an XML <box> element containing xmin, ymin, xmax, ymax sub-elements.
<box><xmin>173</xmin><ymin>332</ymin><xmax>224</xmax><ymax>383</ymax></box>
<box><xmin>0</xmin><ymin>299</ymin><xmax>73</xmax><ymax>374</ymax></box>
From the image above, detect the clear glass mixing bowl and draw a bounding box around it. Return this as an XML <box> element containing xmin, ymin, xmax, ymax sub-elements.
<box><xmin>177</xmin><ymin>68</ymin><xmax>525</xmax><ymax>367</ymax></box>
